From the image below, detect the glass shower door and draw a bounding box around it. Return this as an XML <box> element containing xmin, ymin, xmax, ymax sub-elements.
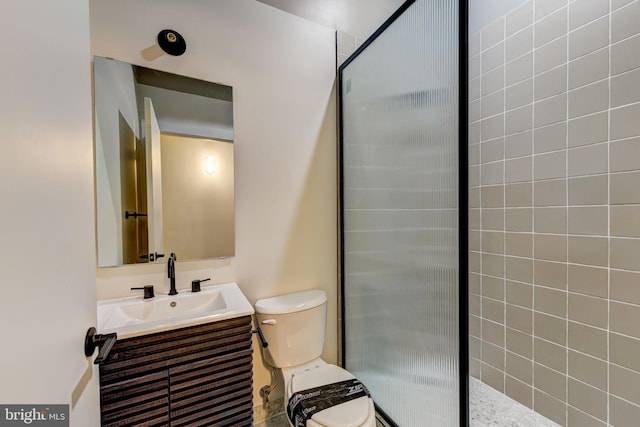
<box><xmin>339</xmin><ymin>0</ymin><xmax>466</xmax><ymax>425</ymax></box>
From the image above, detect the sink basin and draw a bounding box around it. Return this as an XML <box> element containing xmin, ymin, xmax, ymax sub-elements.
<box><xmin>98</xmin><ymin>282</ymin><xmax>254</xmax><ymax>339</ymax></box>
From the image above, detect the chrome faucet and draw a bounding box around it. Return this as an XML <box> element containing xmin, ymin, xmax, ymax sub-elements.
<box><xmin>168</xmin><ymin>252</ymin><xmax>178</xmax><ymax>295</ymax></box>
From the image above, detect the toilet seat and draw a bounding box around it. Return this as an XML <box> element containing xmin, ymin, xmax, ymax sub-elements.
<box><xmin>286</xmin><ymin>364</ymin><xmax>375</xmax><ymax>427</ymax></box>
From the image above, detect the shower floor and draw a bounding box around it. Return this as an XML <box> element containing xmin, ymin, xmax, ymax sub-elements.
<box><xmin>255</xmin><ymin>377</ymin><xmax>560</xmax><ymax>427</ymax></box>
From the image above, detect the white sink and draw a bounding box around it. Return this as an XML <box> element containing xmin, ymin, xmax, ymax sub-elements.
<box><xmin>98</xmin><ymin>282</ymin><xmax>254</xmax><ymax>339</ymax></box>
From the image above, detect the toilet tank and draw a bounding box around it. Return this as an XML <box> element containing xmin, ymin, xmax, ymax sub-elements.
<box><xmin>254</xmin><ymin>290</ymin><xmax>327</xmax><ymax>368</ymax></box>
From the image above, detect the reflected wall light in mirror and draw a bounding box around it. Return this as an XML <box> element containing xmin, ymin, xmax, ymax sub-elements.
<box><xmin>93</xmin><ymin>56</ymin><xmax>235</xmax><ymax>267</ymax></box>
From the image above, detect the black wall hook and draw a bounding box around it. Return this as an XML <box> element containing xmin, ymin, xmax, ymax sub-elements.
<box><xmin>158</xmin><ymin>29</ymin><xmax>186</xmax><ymax>56</ymax></box>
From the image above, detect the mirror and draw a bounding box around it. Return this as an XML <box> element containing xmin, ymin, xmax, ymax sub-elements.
<box><xmin>93</xmin><ymin>56</ymin><xmax>234</xmax><ymax>267</ymax></box>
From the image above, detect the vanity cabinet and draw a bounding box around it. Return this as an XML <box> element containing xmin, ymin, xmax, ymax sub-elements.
<box><xmin>99</xmin><ymin>316</ymin><xmax>253</xmax><ymax>426</ymax></box>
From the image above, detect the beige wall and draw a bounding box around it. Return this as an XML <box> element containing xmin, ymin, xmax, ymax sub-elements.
<box><xmin>90</xmin><ymin>0</ymin><xmax>337</xmax><ymax>405</ymax></box>
<box><xmin>469</xmin><ymin>1</ymin><xmax>640</xmax><ymax>425</ymax></box>
<box><xmin>160</xmin><ymin>134</ymin><xmax>235</xmax><ymax>259</ymax></box>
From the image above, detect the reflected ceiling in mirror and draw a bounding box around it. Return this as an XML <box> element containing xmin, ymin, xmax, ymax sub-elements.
<box><xmin>93</xmin><ymin>56</ymin><xmax>234</xmax><ymax>267</ymax></box>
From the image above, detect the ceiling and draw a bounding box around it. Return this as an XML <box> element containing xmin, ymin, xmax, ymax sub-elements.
<box><xmin>256</xmin><ymin>0</ymin><xmax>404</xmax><ymax>39</ymax></box>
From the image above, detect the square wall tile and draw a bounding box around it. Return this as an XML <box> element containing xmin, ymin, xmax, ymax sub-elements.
<box><xmin>506</xmin><ymin>208</ymin><xmax>532</xmax><ymax>232</ymax></box>
<box><xmin>469</xmin><ymin>32</ymin><xmax>481</xmax><ymax>57</ymax></box>
<box><xmin>534</xmin><ymin>178</ymin><xmax>566</xmax><ymax>207</ymax></box>
<box><xmin>483</xmin><ymin>274</ymin><xmax>505</xmax><ymax>300</ymax></box>
<box><xmin>568</xmin><ymin>175</ymin><xmax>608</xmax><ymax>205</ymax></box>
<box><xmin>610</xmin><ymin>395</ymin><xmax>640</xmax><ymax>427</ymax></box>
<box><xmin>506</xmin><ymin>78</ymin><xmax>533</xmax><ymax>111</ymax></box>
<box><xmin>506</xmin><ymin>232</ymin><xmax>533</xmax><ymax>257</ymax></box>
<box><xmin>535</xmin><ymin>234</ymin><xmax>567</xmax><ymax>262</ymax></box>
<box><xmin>483</xmin><ymin>253</ymin><xmax>505</xmax><ymax>277</ymax></box>
<box><xmin>567</xmin><ymin>408</ymin><xmax>607</xmax><ymax>427</ymax></box>
<box><xmin>534</xmin><ymin>207</ymin><xmax>567</xmax><ymax>234</ymax></box>
<box><xmin>611</xmin><ymin>68</ymin><xmax>640</xmax><ymax>108</ymax></box>
<box><xmin>507</xmin><ymin>327</ymin><xmax>533</xmax><ymax>357</ymax></box>
<box><xmin>482</xmin><ymin>231</ymin><xmax>505</xmax><ymax>254</ymax></box>
<box><xmin>612</xmin><ymin>0</ymin><xmax>640</xmax><ymax>43</ymax></box>
<box><xmin>568</xmin><ymin>378</ymin><xmax>607</xmax><ymax>422</ymax></box>
<box><xmin>507</xmin><ymin>304</ymin><xmax>533</xmax><ymax>334</ymax></box>
<box><xmin>568</xmin><ymin>349</ymin><xmax>608</xmax><ymax>391</ymax></box>
<box><xmin>567</xmin><ymin>206</ymin><xmax>608</xmax><ymax>236</ymax></box>
<box><xmin>568</xmin><ymin>80</ymin><xmax>609</xmax><ymax>119</ymax></box>
<box><xmin>505</xmin><ymin>156</ymin><xmax>532</xmax><ymax>183</ymax></box>
<box><xmin>482</xmin><ymin>162</ymin><xmax>504</xmax><ymax>185</ymax></box>
<box><xmin>535</xmin><ymin>7</ymin><xmax>567</xmax><ymax>48</ymax></box>
<box><xmin>534</xmin><ymin>390</ymin><xmax>567</xmax><ymax>426</ymax></box>
<box><xmin>482</xmin><ymin>208</ymin><xmax>504</xmax><ymax>231</ymax></box>
<box><xmin>507</xmin><ymin>350</ymin><xmax>533</xmax><ymax>383</ymax></box>
<box><xmin>482</xmin><ymin>340</ymin><xmax>505</xmax><ymax>370</ymax></box>
<box><xmin>482</xmin><ymin>319</ymin><xmax>505</xmax><ymax>347</ymax></box>
<box><xmin>481</xmin><ymin>185</ymin><xmax>505</xmax><ymax>207</ymax></box>
<box><xmin>534</xmin><ymin>363</ymin><xmax>566</xmax><ymax>401</ymax></box>
<box><xmin>534</xmin><ymin>150</ymin><xmax>566</xmax><ymax>180</ymax></box>
<box><xmin>568</xmin><ymin>293</ymin><xmax>608</xmax><ymax>329</ymax></box>
<box><xmin>568</xmin><ymin>321</ymin><xmax>607</xmax><ymax>360</ymax></box>
<box><xmin>534</xmin><ymin>94</ymin><xmax>567</xmax><ymax>128</ymax></box>
<box><xmin>610</xmin><ymin>364</ymin><xmax>640</xmax><ymax>407</ymax></box>
<box><xmin>611</xmin><ymin>300</ymin><xmax>640</xmax><ymax>339</ymax></box>
<box><xmin>534</xmin><ymin>65</ymin><xmax>567</xmax><ymax>101</ymax></box>
<box><xmin>568</xmin><ymin>111</ymin><xmax>609</xmax><ymax>148</ymax></box>
<box><xmin>534</xmin><ymin>36</ymin><xmax>567</xmax><ymax>75</ymax></box>
<box><xmin>535</xmin><ymin>0</ymin><xmax>567</xmax><ymax>20</ymax></box>
<box><xmin>611</xmin><ymin>269</ymin><xmax>640</xmax><ymax>305</ymax></box>
<box><xmin>567</xmin><ymin>264</ymin><xmax>608</xmax><ymax>298</ymax></box>
<box><xmin>568</xmin><ymin>236</ymin><xmax>608</xmax><ymax>267</ymax></box>
<box><xmin>611</xmin><ymin>103</ymin><xmax>640</xmax><ymax>140</ymax></box>
<box><xmin>568</xmin><ymin>47</ymin><xmax>609</xmax><ymax>90</ymax></box>
<box><xmin>507</xmin><ymin>53</ymin><xmax>534</xmax><ymax>86</ymax></box>
<box><xmin>507</xmin><ymin>280</ymin><xmax>533</xmax><ymax>307</ymax></box>
<box><xmin>534</xmin><ymin>122</ymin><xmax>566</xmax><ymax>154</ymax></box>
<box><xmin>505</xmin><ymin>104</ymin><xmax>533</xmax><ymax>135</ymax></box>
<box><xmin>482</xmin><ymin>90</ymin><xmax>505</xmax><ymax>119</ymax></box>
<box><xmin>611</xmin><ymin>205</ymin><xmax>640</xmax><ymax>237</ymax></box>
<box><xmin>569</xmin><ymin>0</ymin><xmax>609</xmax><ymax>31</ymax></box>
<box><xmin>534</xmin><ymin>338</ymin><xmax>566</xmax><ymax>373</ymax></box>
<box><xmin>507</xmin><ymin>1</ymin><xmax>533</xmax><ymax>36</ymax></box>
<box><xmin>506</xmin><ymin>256</ymin><xmax>533</xmax><ymax>283</ymax></box>
<box><xmin>483</xmin><ymin>318</ymin><xmax>506</xmax><ymax>346</ymax></box>
<box><xmin>482</xmin><ymin>363</ymin><xmax>506</xmax><ymax>392</ymax></box>
<box><xmin>506</xmin><ymin>25</ymin><xmax>533</xmax><ymax>62</ymax></box>
<box><xmin>611</xmin><ymin>171</ymin><xmax>640</xmax><ymax>204</ymax></box>
<box><xmin>568</xmin><ymin>143</ymin><xmax>608</xmax><ymax>178</ymax></box>
<box><xmin>482</xmin><ymin>66</ymin><xmax>506</xmax><ymax>96</ymax></box>
<box><xmin>506</xmin><ymin>182</ymin><xmax>533</xmax><ymax>207</ymax></box>
<box><xmin>569</xmin><ymin>15</ymin><xmax>609</xmax><ymax>60</ymax></box>
<box><xmin>534</xmin><ymin>286</ymin><xmax>567</xmax><ymax>318</ymax></box>
<box><xmin>611</xmin><ymin>33</ymin><xmax>640</xmax><ymax>75</ymax></box>
<box><xmin>506</xmin><ymin>130</ymin><xmax>533</xmax><ymax>158</ymax></box>
<box><xmin>482</xmin><ymin>17</ymin><xmax>505</xmax><ymax>50</ymax></box>
<box><xmin>534</xmin><ymin>312</ymin><xmax>567</xmax><ymax>346</ymax></box>
<box><xmin>610</xmin><ymin>332</ymin><xmax>640</xmax><ymax>373</ymax></box>
<box><xmin>481</xmin><ymin>137</ymin><xmax>505</xmax><ymax>163</ymax></box>
<box><xmin>482</xmin><ymin>42</ymin><xmax>506</xmax><ymax>74</ymax></box>
<box><xmin>506</xmin><ymin>375</ymin><xmax>533</xmax><ymax>409</ymax></box>
<box><xmin>482</xmin><ymin>113</ymin><xmax>505</xmax><ymax>140</ymax></box>
<box><xmin>534</xmin><ymin>260</ymin><xmax>567</xmax><ymax>290</ymax></box>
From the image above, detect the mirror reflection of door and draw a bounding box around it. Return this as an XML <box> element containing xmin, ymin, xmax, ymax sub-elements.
<box><xmin>145</xmin><ymin>97</ymin><xmax>164</xmax><ymax>259</ymax></box>
<box><xmin>119</xmin><ymin>113</ymin><xmax>149</xmax><ymax>263</ymax></box>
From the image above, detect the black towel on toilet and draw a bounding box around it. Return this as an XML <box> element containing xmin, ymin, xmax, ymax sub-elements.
<box><xmin>287</xmin><ymin>378</ymin><xmax>370</xmax><ymax>427</ymax></box>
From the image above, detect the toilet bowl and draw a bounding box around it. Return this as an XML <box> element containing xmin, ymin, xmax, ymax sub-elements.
<box><xmin>254</xmin><ymin>290</ymin><xmax>375</xmax><ymax>427</ymax></box>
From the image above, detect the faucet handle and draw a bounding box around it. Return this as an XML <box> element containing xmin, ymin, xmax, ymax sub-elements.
<box><xmin>131</xmin><ymin>285</ymin><xmax>155</xmax><ymax>299</ymax></box>
<box><xmin>191</xmin><ymin>278</ymin><xmax>211</xmax><ymax>293</ymax></box>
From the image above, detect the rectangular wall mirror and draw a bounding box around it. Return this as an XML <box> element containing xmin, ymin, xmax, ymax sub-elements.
<box><xmin>93</xmin><ymin>56</ymin><xmax>235</xmax><ymax>267</ymax></box>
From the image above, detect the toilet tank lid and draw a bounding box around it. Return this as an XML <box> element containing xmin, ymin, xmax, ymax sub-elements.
<box><xmin>255</xmin><ymin>290</ymin><xmax>327</xmax><ymax>314</ymax></box>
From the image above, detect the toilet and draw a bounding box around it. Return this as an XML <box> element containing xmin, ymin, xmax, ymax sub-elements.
<box><xmin>255</xmin><ymin>289</ymin><xmax>375</xmax><ymax>427</ymax></box>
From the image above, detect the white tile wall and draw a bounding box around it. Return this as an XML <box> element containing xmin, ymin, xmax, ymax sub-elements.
<box><xmin>469</xmin><ymin>0</ymin><xmax>640</xmax><ymax>425</ymax></box>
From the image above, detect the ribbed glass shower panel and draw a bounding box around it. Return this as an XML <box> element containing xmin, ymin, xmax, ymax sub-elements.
<box><xmin>340</xmin><ymin>0</ymin><xmax>460</xmax><ymax>425</ymax></box>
